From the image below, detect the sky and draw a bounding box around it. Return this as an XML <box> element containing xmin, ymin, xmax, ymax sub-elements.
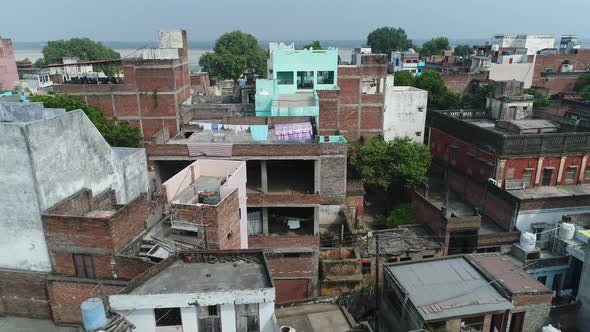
<box><xmin>1</xmin><ymin>0</ymin><xmax>589</xmax><ymax>42</ymax></box>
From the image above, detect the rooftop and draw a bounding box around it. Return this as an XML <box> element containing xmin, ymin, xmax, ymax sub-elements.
<box><xmin>275</xmin><ymin>303</ymin><xmax>353</xmax><ymax>332</ymax></box>
<box><xmin>507</xmin><ymin>183</ymin><xmax>590</xmax><ymax>200</ymax></box>
<box><xmin>359</xmin><ymin>225</ymin><xmax>442</xmax><ymax>257</ymax></box>
<box><xmin>0</xmin><ymin>102</ymin><xmax>65</xmax><ymax>123</ymax></box>
<box><xmin>125</xmin><ymin>251</ymin><xmax>272</xmax><ymax>295</ymax></box>
<box><xmin>470</xmin><ymin>254</ymin><xmax>551</xmax><ymax>295</ymax></box>
<box><xmin>386</xmin><ymin>256</ymin><xmax>513</xmax><ymax>321</ymax></box>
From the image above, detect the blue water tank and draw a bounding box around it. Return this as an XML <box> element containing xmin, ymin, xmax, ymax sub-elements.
<box><xmin>81</xmin><ymin>297</ymin><xmax>107</xmax><ymax>331</ymax></box>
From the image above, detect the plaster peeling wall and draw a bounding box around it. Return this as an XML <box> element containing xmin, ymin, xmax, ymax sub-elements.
<box><xmin>383</xmin><ymin>80</ymin><xmax>428</xmax><ymax>143</ymax></box>
<box><xmin>0</xmin><ymin>110</ymin><xmax>148</xmax><ymax>272</ymax></box>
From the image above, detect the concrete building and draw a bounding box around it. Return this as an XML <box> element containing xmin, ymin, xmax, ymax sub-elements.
<box><xmin>161</xmin><ymin>159</ymin><xmax>248</xmax><ymax>250</ymax></box>
<box><xmin>380</xmin><ymin>256</ymin><xmax>515</xmax><ymax>332</ymax></box>
<box><xmin>53</xmin><ymin>30</ymin><xmax>191</xmax><ymax>140</ymax></box>
<box><xmin>490</xmin><ymin>34</ymin><xmax>556</xmax><ymax>55</ymax></box>
<box><xmin>383</xmin><ymin>82</ymin><xmax>428</xmax><ymax>143</ymax></box>
<box><xmin>0</xmin><ymin>101</ymin><xmax>148</xmax><ymax>319</ymax></box>
<box><xmin>559</xmin><ymin>35</ymin><xmax>582</xmax><ymax>55</ymax></box>
<box><xmin>109</xmin><ymin>250</ymin><xmax>277</xmax><ymax>332</ymax></box>
<box><xmin>390</xmin><ymin>50</ymin><xmax>424</xmax><ymax>76</ymax></box>
<box><xmin>0</xmin><ymin>36</ymin><xmax>18</xmax><ymax>91</ymax></box>
<box><xmin>486</xmin><ymin>80</ymin><xmax>534</xmax><ymax>120</ymax></box>
<box><xmin>147</xmin><ymin>118</ymin><xmax>347</xmax><ymax>302</ymax></box>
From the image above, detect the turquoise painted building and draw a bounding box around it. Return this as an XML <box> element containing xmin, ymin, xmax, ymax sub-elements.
<box><xmin>255</xmin><ymin>43</ymin><xmax>339</xmax><ymax>120</ymax></box>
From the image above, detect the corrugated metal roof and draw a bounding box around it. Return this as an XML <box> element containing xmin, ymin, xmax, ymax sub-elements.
<box><xmin>386</xmin><ymin>257</ymin><xmax>513</xmax><ymax>321</ymax></box>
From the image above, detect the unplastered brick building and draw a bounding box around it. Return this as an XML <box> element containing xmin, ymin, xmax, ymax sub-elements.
<box><xmin>42</xmin><ymin>189</ymin><xmax>150</xmax><ymax>324</ymax></box>
<box><xmin>52</xmin><ymin>30</ymin><xmax>191</xmax><ymax>140</ymax></box>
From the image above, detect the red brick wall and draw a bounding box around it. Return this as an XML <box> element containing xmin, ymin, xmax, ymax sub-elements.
<box><xmin>114</xmin><ymin>255</ymin><xmax>153</xmax><ymax>280</ymax></box>
<box><xmin>481</xmin><ymin>188</ymin><xmax>516</xmax><ymax>230</ymax></box>
<box><xmin>412</xmin><ymin>192</ymin><xmax>444</xmax><ymax>237</ymax></box>
<box><xmin>47</xmin><ymin>280</ymin><xmax>124</xmax><ymax>324</ymax></box>
<box><xmin>430</xmin><ymin>128</ymin><xmax>496</xmax><ymax>183</ymax></box>
<box><xmin>0</xmin><ymin>269</ymin><xmax>50</xmax><ymax>319</ymax></box>
<box><xmin>531</xmin><ymin>50</ymin><xmax>590</xmax><ymax>89</ymax></box>
<box><xmin>248</xmin><ymin>235</ymin><xmax>320</xmax><ymax>249</ymax></box>
<box><xmin>265</xmin><ymin>253</ymin><xmax>315</xmax><ymax>279</ymax></box>
<box><xmin>441</xmin><ymin>73</ymin><xmax>488</xmax><ymax>94</ymax></box>
<box><xmin>247</xmin><ymin>193</ymin><xmax>321</xmax><ymax>206</ymax></box>
<box><xmin>109</xmin><ymin>194</ymin><xmax>148</xmax><ymax>252</ymax></box>
<box><xmin>213</xmin><ymin>190</ymin><xmax>242</xmax><ymax>250</ymax></box>
<box><xmin>512</xmin><ymin>293</ymin><xmax>552</xmax><ymax>306</ymax></box>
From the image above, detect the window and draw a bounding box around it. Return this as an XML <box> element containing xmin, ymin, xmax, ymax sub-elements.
<box><xmin>537</xmin><ymin>276</ymin><xmax>547</xmax><ymax>285</ymax></box>
<box><xmin>542</xmin><ymin>168</ymin><xmax>553</xmax><ymax>186</ymax></box>
<box><xmin>585</xmin><ymin>166</ymin><xmax>590</xmax><ymax>180</ymax></box>
<box><xmin>523</xmin><ymin>106</ymin><xmax>528</xmax><ymax>111</ymax></box>
<box><xmin>198</xmin><ymin>305</ymin><xmax>221</xmax><ymax>332</ymax></box>
<box><xmin>416</xmin><ymin>131</ymin><xmax>422</xmax><ymax>137</ymax></box>
<box><xmin>155</xmin><ymin>308</ymin><xmax>182</xmax><ymax>327</ymax></box>
<box><xmin>317</xmin><ymin>71</ymin><xmax>334</xmax><ymax>85</ymax></box>
<box><xmin>461</xmin><ymin>315</ymin><xmax>484</xmax><ymax>332</ymax></box>
<box><xmin>423</xmin><ymin>255</ymin><xmax>434</xmax><ymax>259</ymax></box>
<box><xmin>523</xmin><ymin>168</ymin><xmax>534</xmax><ymax>188</ymax></box>
<box><xmin>296</xmin><ymin>71</ymin><xmax>314</xmax><ymax>89</ymax></box>
<box><xmin>400</xmin><ymin>257</ymin><xmax>411</xmax><ymax>262</ymax></box>
<box><xmin>565</xmin><ymin>166</ymin><xmax>577</xmax><ymax>184</ymax></box>
<box><xmin>235</xmin><ymin>303</ymin><xmax>259</xmax><ymax>332</ymax></box>
<box><xmin>277</xmin><ymin>71</ymin><xmax>294</xmax><ymax>85</ymax></box>
<box><xmin>73</xmin><ymin>254</ymin><xmax>95</xmax><ymax>279</ymax></box>
<box><xmin>362</xmin><ymin>261</ymin><xmax>371</xmax><ymax>275</ymax></box>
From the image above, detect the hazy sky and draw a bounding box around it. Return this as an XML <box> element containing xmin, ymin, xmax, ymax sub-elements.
<box><xmin>2</xmin><ymin>0</ymin><xmax>589</xmax><ymax>42</ymax></box>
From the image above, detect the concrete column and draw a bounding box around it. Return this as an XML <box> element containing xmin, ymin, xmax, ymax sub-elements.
<box><xmin>181</xmin><ymin>306</ymin><xmax>198</xmax><ymax>332</ymax></box>
<box><xmin>446</xmin><ymin>318</ymin><xmax>461</xmax><ymax>332</ymax></box>
<box><xmin>535</xmin><ymin>157</ymin><xmax>545</xmax><ymax>186</ymax></box>
<box><xmin>258</xmin><ymin>302</ymin><xmax>275</xmax><ymax>332</ymax></box>
<box><xmin>579</xmin><ymin>155</ymin><xmax>589</xmax><ymax>184</ymax></box>
<box><xmin>262</xmin><ymin>207</ymin><xmax>269</xmax><ymax>234</ymax></box>
<box><xmin>482</xmin><ymin>314</ymin><xmax>492</xmax><ymax>332</ymax></box>
<box><xmin>313</xmin><ymin>207</ymin><xmax>320</xmax><ymax>235</ymax></box>
<box><xmin>261</xmin><ymin>160</ymin><xmax>268</xmax><ymax>193</ymax></box>
<box><xmin>556</xmin><ymin>156</ymin><xmax>567</xmax><ymax>185</ymax></box>
<box><xmin>495</xmin><ymin>159</ymin><xmax>506</xmax><ymax>187</ymax></box>
<box><xmin>314</xmin><ymin>159</ymin><xmax>321</xmax><ymax>194</ymax></box>
<box><xmin>220</xmin><ymin>303</ymin><xmax>236</xmax><ymax>332</ymax></box>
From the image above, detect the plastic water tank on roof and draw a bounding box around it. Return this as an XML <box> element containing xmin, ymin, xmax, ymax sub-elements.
<box><xmin>520</xmin><ymin>231</ymin><xmax>536</xmax><ymax>250</ymax></box>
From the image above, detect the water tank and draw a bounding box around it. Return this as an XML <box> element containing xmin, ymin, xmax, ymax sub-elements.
<box><xmin>491</xmin><ymin>44</ymin><xmax>500</xmax><ymax>51</ymax></box>
<box><xmin>520</xmin><ymin>231</ymin><xmax>536</xmax><ymax>250</ymax></box>
<box><xmin>81</xmin><ymin>297</ymin><xmax>107</xmax><ymax>332</ymax></box>
<box><xmin>558</xmin><ymin>222</ymin><xmax>576</xmax><ymax>240</ymax></box>
<box><xmin>199</xmin><ymin>191</ymin><xmax>221</xmax><ymax>205</ymax></box>
<box><xmin>542</xmin><ymin>324</ymin><xmax>561</xmax><ymax>332</ymax></box>
<box><xmin>280</xmin><ymin>327</ymin><xmax>296</xmax><ymax>332</ymax></box>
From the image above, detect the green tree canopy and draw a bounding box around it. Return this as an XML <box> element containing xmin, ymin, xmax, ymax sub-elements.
<box><xmin>577</xmin><ymin>73</ymin><xmax>590</xmax><ymax>91</ymax></box>
<box><xmin>415</xmin><ymin>70</ymin><xmax>462</xmax><ymax>110</ymax></box>
<box><xmin>199</xmin><ymin>31</ymin><xmax>267</xmax><ymax>81</ymax></box>
<box><xmin>303</xmin><ymin>40</ymin><xmax>323</xmax><ymax>50</ymax></box>
<box><xmin>351</xmin><ymin>137</ymin><xmax>431</xmax><ymax>191</ymax></box>
<box><xmin>453</xmin><ymin>44</ymin><xmax>472</xmax><ymax>57</ymax></box>
<box><xmin>581</xmin><ymin>86</ymin><xmax>590</xmax><ymax>100</ymax></box>
<box><xmin>525</xmin><ymin>88</ymin><xmax>552</xmax><ymax>108</ymax></box>
<box><xmin>375</xmin><ymin>204</ymin><xmax>416</xmax><ymax>229</ymax></box>
<box><xmin>462</xmin><ymin>84</ymin><xmax>493</xmax><ymax>109</ymax></box>
<box><xmin>34</xmin><ymin>38</ymin><xmax>121</xmax><ymax>76</ymax></box>
<box><xmin>393</xmin><ymin>70</ymin><xmax>416</xmax><ymax>86</ymax></box>
<box><xmin>29</xmin><ymin>94</ymin><xmax>141</xmax><ymax>147</ymax></box>
<box><xmin>419</xmin><ymin>37</ymin><xmax>451</xmax><ymax>57</ymax></box>
<box><xmin>367</xmin><ymin>27</ymin><xmax>414</xmax><ymax>57</ymax></box>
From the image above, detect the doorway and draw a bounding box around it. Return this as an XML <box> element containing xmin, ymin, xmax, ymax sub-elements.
<box><xmin>541</xmin><ymin>168</ymin><xmax>553</xmax><ymax>186</ymax></box>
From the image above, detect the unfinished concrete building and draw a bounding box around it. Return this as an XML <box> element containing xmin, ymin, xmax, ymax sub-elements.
<box><xmin>0</xmin><ymin>102</ymin><xmax>148</xmax><ymax>319</ymax></box>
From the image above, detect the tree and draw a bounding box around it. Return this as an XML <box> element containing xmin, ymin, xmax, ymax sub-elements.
<box><xmin>375</xmin><ymin>204</ymin><xmax>416</xmax><ymax>229</ymax></box>
<box><xmin>367</xmin><ymin>27</ymin><xmax>414</xmax><ymax>57</ymax></box>
<box><xmin>415</xmin><ymin>70</ymin><xmax>462</xmax><ymax>110</ymax></box>
<box><xmin>394</xmin><ymin>70</ymin><xmax>416</xmax><ymax>86</ymax></box>
<box><xmin>34</xmin><ymin>38</ymin><xmax>121</xmax><ymax>76</ymax></box>
<box><xmin>462</xmin><ymin>84</ymin><xmax>493</xmax><ymax>109</ymax></box>
<box><xmin>351</xmin><ymin>137</ymin><xmax>431</xmax><ymax>192</ymax></box>
<box><xmin>525</xmin><ymin>88</ymin><xmax>552</xmax><ymax>108</ymax></box>
<box><xmin>577</xmin><ymin>73</ymin><xmax>590</xmax><ymax>91</ymax></box>
<box><xmin>303</xmin><ymin>40</ymin><xmax>322</xmax><ymax>50</ymax></box>
<box><xmin>29</xmin><ymin>94</ymin><xmax>141</xmax><ymax>147</ymax></box>
<box><xmin>581</xmin><ymin>86</ymin><xmax>590</xmax><ymax>101</ymax></box>
<box><xmin>419</xmin><ymin>37</ymin><xmax>451</xmax><ymax>57</ymax></box>
<box><xmin>454</xmin><ymin>44</ymin><xmax>472</xmax><ymax>57</ymax></box>
<box><xmin>199</xmin><ymin>31</ymin><xmax>267</xmax><ymax>81</ymax></box>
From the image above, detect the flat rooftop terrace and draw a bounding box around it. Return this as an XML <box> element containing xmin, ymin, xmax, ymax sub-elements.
<box><xmin>508</xmin><ymin>183</ymin><xmax>590</xmax><ymax>200</ymax></box>
<box><xmin>168</xmin><ymin>125</ymin><xmax>315</xmax><ymax>144</ymax></box>
<box><xmin>130</xmin><ymin>256</ymin><xmax>271</xmax><ymax>295</ymax></box>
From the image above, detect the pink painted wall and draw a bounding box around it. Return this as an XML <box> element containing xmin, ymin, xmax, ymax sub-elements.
<box><xmin>0</xmin><ymin>38</ymin><xmax>18</xmax><ymax>91</ymax></box>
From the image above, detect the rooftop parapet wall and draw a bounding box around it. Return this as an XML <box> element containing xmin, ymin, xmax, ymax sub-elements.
<box><xmin>431</xmin><ymin>110</ymin><xmax>590</xmax><ymax>157</ymax></box>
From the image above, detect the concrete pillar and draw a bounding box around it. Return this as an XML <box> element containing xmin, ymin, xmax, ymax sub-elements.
<box><xmin>535</xmin><ymin>157</ymin><xmax>545</xmax><ymax>186</ymax></box>
<box><xmin>446</xmin><ymin>318</ymin><xmax>461</xmax><ymax>332</ymax></box>
<box><xmin>495</xmin><ymin>159</ymin><xmax>506</xmax><ymax>187</ymax></box>
<box><xmin>579</xmin><ymin>155</ymin><xmax>589</xmax><ymax>184</ymax></box>
<box><xmin>261</xmin><ymin>160</ymin><xmax>268</xmax><ymax>193</ymax></box>
<box><xmin>557</xmin><ymin>156</ymin><xmax>567</xmax><ymax>185</ymax></box>
<box><xmin>313</xmin><ymin>207</ymin><xmax>320</xmax><ymax>235</ymax></box>
<box><xmin>258</xmin><ymin>302</ymin><xmax>275</xmax><ymax>332</ymax></box>
<box><xmin>262</xmin><ymin>207</ymin><xmax>269</xmax><ymax>234</ymax></box>
<box><xmin>181</xmin><ymin>306</ymin><xmax>198</xmax><ymax>332</ymax></box>
<box><xmin>220</xmin><ymin>303</ymin><xmax>236</xmax><ymax>332</ymax></box>
<box><xmin>482</xmin><ymin>314</ymin><xmax>492</xmax><ymax>332</ymax></box>
<box><xmin>314</xmin><ymin>159</ymin><xmax>321</xmax><ymax>194</ymax></box>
